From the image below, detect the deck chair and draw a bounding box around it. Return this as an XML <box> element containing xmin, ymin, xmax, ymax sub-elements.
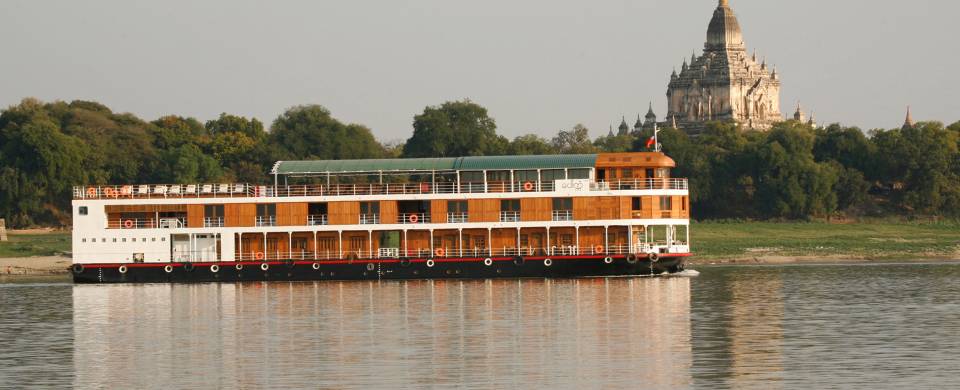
<box><xmin>201</xmin><ymin>184</ymin><xmax>213</xmax><ymax>194</ymax></box>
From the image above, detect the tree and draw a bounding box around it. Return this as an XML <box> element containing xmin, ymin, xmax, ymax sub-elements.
<box><xmin>754</xmin><ymin>122</ymin><xmax>839</xmax><ymax>218</ymax></box>
<box><xmin>403</xmin><ymin>100</ymin><xmax>506</xmax><ymax>157</ymax></box>
<box><xmin>507</xmin><ymin>134</ymin><xmax>554</xmax><ymax>155</ymax></box>
<box><xmin>594</xmin><ymin>133</ymin><xmax>634</xmax><ymax>152</ymax></box>
<box><xmin>551</xmin><ymin>124</ymin><xmax>597</xmax><ymax>154</ymax></box>
<box><xmin>270</xmin><ymin>105</ymin><xmax>384</xmax><ymax>160</ymax></box>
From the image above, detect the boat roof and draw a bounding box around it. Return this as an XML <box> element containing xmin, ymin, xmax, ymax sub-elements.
<box><xmin>272</xmin><ymin>154</ymin><xmax>599</xmax><ymax>176</ymax></box>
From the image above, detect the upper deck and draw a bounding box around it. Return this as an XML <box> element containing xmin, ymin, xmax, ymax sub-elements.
<box><xmin>73</xmin><ymin>152</ymin><xmax>686</xmax><ymax>201</ymax></box>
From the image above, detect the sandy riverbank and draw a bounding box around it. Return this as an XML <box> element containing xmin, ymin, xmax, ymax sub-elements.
<box><xmin>0</xmin><ymin>256</ymin><xmax>72</xmax><ymax>276</ymax></box>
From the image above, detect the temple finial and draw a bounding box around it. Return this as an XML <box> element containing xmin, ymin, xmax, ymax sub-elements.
<box><xmin>903</xmin><ymin>106</ymin><xmax>915</xmax><ymax>129</ymax></box>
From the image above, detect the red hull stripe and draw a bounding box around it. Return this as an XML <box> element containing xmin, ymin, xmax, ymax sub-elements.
<box><xmin>78</xmin><ymin>253</ymin><xmax>693</xmax><ymax>268</ymax></box>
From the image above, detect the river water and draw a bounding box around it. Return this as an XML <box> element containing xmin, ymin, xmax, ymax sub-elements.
<box><xmin>1</xmin><ymin>263</ymin><xmax>959</xmax><ymax>389</ymax></box>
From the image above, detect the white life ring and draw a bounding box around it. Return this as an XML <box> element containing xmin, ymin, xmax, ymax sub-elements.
<box><xmin>164</xmin><ymin>265</ymin><xmax>173</xmax><ymax>273</ymax></box>
<box><xmin>118</xmin><ymin>265</ymin><xmax>128</xmax><ymax>274</ymax></box>
<box><xmin>210</xmin><ymin>264</ymin><xmax>219</xmax><ymax>273</ymax></box>
<box><xmin>604</xmin><ymin>256</ymin><xmax>614</xmax><ymax>264</ymax></box>
<box><xmin>235</xmin><ymin>264</ymin><xmax>243</xmax><ymax>271</ymax></box>
<box><xmin>544</xmin><ymin>258</ymin><xmax>552</xmax><ymax>267</ymax></box>
<box><xmin>260</xmin><ymin>263</ymin><xmax>269</xmax><ymax>271</ymax></box>
<box><xmin>312</xmin><ymin>262</ymin><xmax>320</xmax><ymax>270</ymax></box>
<box><xmin>366</xmin><ymin>263</ymin><xmax>375</xmax><ymax>271</ymax></box>
<box><xmin>426</xmin><ymin>259</ymin><xmax>435</xmax><ymax>268</ymax></box>
<box><xmin>484</xmin><ymin>258</ymin><xmax>493</xmax><ymax>266</ymax></box>
<box><xmin>648</xmin><ymin>253</ymin><xmax>660</xmax><ymax>263</ymax></box>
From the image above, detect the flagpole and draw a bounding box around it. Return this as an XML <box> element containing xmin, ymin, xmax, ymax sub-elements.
<box><xmin>654</xmin><ymin>123</ymin><xmax>661</xmax><ymax>152</ymax></box>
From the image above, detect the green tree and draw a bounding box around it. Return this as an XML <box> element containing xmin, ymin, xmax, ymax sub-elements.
<box><xmin>551</xmin><ymin>124</ymin><xmax>597</xmax><ymax>154</ymax></box>
<box><xmin>270</xmin><ymin>105</ymin><xmax>384</xmax><ymax>160</ymax></box>
<box><xmin>403</xmin><ymin>100</ymin><xmax>506</xmax><ymax>157</ymax></box>
<box><xmin>507</xmin><ymin>134</ymin><xmax>554</xmax><ymax>155</ymax></box>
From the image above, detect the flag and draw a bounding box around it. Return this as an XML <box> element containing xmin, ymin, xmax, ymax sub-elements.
<box><xmin>645</xmin><ymin>136</ymin><xmax>656</xmax><ymax>149</ymax></box>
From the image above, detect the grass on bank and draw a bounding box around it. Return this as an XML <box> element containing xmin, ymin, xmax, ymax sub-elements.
<box><xmin>692</xmin><ymin>221</ymin><xmax>960</xmax><ymax>260</ymax></box>
<box><xmin>0</xmin><ymin>232</ymin><xmax>71</xmax><ymax>258</ymax></box>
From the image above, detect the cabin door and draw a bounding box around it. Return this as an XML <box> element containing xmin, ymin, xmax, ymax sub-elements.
<box><xmin>531</xmin><ymin>233</ymin><xmax>545</xmax><ymax>256</ymax></box>
<box><xmin>170</xmin><ymin>234</ymin><xmax>190</xmax><ymax>262</ymax></box>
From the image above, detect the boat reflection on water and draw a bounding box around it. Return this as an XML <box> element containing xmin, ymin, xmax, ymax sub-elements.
<box><xmin>72</xmin><ymin>277</ymin><xmax>693</xmax><ymax>388</ymax></box>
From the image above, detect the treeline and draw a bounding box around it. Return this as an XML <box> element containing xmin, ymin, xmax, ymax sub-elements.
<box><xmin>0</xmin><ymin>98</ymin><xmax>958</xmax><ymax>227</ymax></box>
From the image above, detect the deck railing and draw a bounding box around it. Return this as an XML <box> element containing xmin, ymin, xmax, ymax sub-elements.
<box><xmin>307</xmin><ymin>215</ymin><xmax>328</xmax><ymax>226</ymax></box>
<box><xmin>398</xmin><ymin>213</ymin><xmax>430</xmax><ymax>224</ymax></box>
<box><xmin>229</xmin><ymin>243</ymin><xmax>687</xmax><ymax>262</ymax></box>
<box><xmin>446</xmin><ymin>212</ymin><xmax>468</xmax><ymax>223</ymax></box>
<box><xmin>551</xmin><ymin>210</ymin><xmax>573</xmax><ymax>221</ymax></box>
<box><xmin>73</xmin><ymin>178</ymin><xmax>688</xmax><ymax>200</ymax></box>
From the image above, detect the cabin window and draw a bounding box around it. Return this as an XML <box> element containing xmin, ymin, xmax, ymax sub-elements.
<box><xmin>256</xmin><ymin>204</ymin><xmax>276</xmax><ymax>226</ymax></box>
<box><xmin>552</xmin><ymin>198</ymin><xmax>573</xmax><ymax>211</ymax></box>
<box><xmin>460</xmin><ymin>171</ymin><xmax>484</xmax><ymax>183</ymax></box>
<box><xmin>486</xmin><ymin>171</ymin><xmax>510</xmax><ymax>182</ymax></box>
<box><xmin>658</xmin><ymin>168</ymin><xmax>671</xmax><ymax>178</ymax></box>
<box><xmin>205</xmin><ymin>205</ymin><xmax>224</xmax><ymax>217</ymax></box>
<box><xmin>622</xmin><ymin>169</ymin><xmax>634</xmax><ymax>179</ymax></box>
<box><xmin>82</xmin><ymin>238</ymin><xmax>86</xmax><ymax>243</ymax></box>
<box><xmin>645</xmin><ymin>169</ymin><xmax>654</xmax><ymax>178</ymax></box>
<box><xmin>501</xmin><ymin>200</ymin><xmax>520</xmax><ymax>212</ymax></box>
<box><xmin>541</xmin><ymin>169</ymin><xmax>566</xmax><ymax>182</ymax></box>
<box><xmin>360</xmin><ymin>201</ymin><xmax>380</xmax><ymax>215</ymax></box>
<box><xmin>447</xmin><ymin>201</ymin><xmax>468</xmax><ymax>213</ymax></box>
<box><xmin>632</xmin><ymin>197</ymin><xmax>642</xmax><ymax>211</ymax></box>
<box><xmin>682</xmin><ymin>197</ymin><xmax>687</xmax><ymax>211</ymax></box>
<box><xmin>660</xmin><ymin>196</ymin><xmax>673</xmax><ymax>210</ymax></box>
<box><xmin>79</xmin><ymin>206</ymin><xmax>88</xmax><ymax>216</ymax></box>
<box><xmin>568</xmin><ymin>169</ymin><xmax>590</xmax><ymax>179</ymax></box>
<box><xmin>515</xmin><ymin>170</ymin><xmax>538</xmax><ymax>183</ymax></box>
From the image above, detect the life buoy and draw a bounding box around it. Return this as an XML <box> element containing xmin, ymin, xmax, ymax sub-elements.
<box><xmin>604</xmin><ymin>256</ymin><xmax>614</xmax><ymax>264</ymax></box>
<box><xmin>484</xmin><ymin>258</ymin><xmax>493</xmax><ymax>266</ymax></box>
<box><xmin>426</xmin><ymin>259</ymin><xmax>435</xmax><ymax>268</ymax></box>
<box><xmin>103</xmin><ymin>187</ymin><xmax>115</xmax><ymax>198</ymax></box>
<box><xmin>210</xmin><ymin>264</ymin><xmax>219</xmax><ymax>273</ymax></box>
<box><xmin>626</xmin><ymin>254</ymin><xmax>638</xmax><ymax>264</ymax></box>
<box><xmin>123</xmin><ymin>219</ymin><xmax>134</xmax><ymax>229</ymax></box>
<box><xmin>408</xmin><ymin>214</ymin><xmax>419</xmax><ymax>224</ymax></box>
<box><xmin>255</xmin><ymin>252</ymin><xmax>264</xmax><ymax>260</ymax></box>
<box><xmin>648</xmin><ymin>253</ymin><xmax>660</xmax><ymax>263</ymax></box>
<box><xmin>595</xmin><ymin>245</ymin><xmax>605</xmax><ymax>254</ymax></box>
<box><xmin>523</xmin><ymin>181</ymin><xmax>534</xmax><ymax>191</ymax></box>
<box><xmin>86</xmin><ymin>187</ymin><xmax>96</xmax><ymax>198</ymax></box>
<box><xmin>118</xmin><ymin>265</ymin><xmax>128</xmax><ymax>274</ymax></box>
<box><xmin>260</xmin><ymin>263</ymin><xmax>269</xmax><ymax>271</ymax></box>
<box><xmin>183</xmin><ymin>262</ymin><xmax>195</xmax><ymax>272</ymax></box>
<box><xmin>435</xmin><ymin>248</ymin><xmax>445</xmax><ymax>257</ymax></box>
<box><xmin>366</xmin><ymin>263</ymin><xmax>375</xmax><ymax>271</ymax></box>
<box><xmin>164</xmin><ymin>265</ymin><xmax>173</xmax><ymax>273</ymax></box>
<box><xmin>72</xmin><ymin>264</ymin><xmax>84</xmax><ymax>274</ymax></box>
<box><xmin>235</xmin><ymin>264</ymin><xmax>244</xmax><ymax>271</ymax></box>
<box><xmin>543</xmin><ymin>258</ymin><xmax>553</xmax><ymax>267</ymax></box>
<box><xmin>312</xmin><ymin>262</ymin><xmax>320</xmax><ymax>270</ymax></box>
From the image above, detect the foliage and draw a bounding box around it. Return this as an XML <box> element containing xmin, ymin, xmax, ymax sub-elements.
<box><xmin>403</xmin><ymin>100</ymin><xmax>506</xmax><ymax>157</ymax></box>
<box><xmin>0</xmin><ymin>97</ymin><xmax>957</xmax><ymax>227</ymax></box>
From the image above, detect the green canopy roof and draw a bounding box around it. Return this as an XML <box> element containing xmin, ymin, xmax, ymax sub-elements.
<box><xmin>272</xmin><ymin>154</ymin><xmax>598</xmax><ymax>176</ymax></box>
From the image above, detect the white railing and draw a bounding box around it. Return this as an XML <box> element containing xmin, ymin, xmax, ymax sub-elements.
<box><xmin>308</xmin><ymin>215</ymin><xmax>328</xmax><ymax>226</ymax></box>
<box><xmin>551</xmin><ymin>210</ymin><xmax>573</xmax><ymax>221</ymax></box>
<box><xmin>255</xmin><ymin>216</ymin><xmax>276</xmax><ymax>227</ymax></box>
<box><xmin>447</xmin><ymin>212</ymin><xmax>468</xmax><ymax>223</ymax></box>
<box><xmin>204</xmin><ymin>217</ymin><xmax>224</xmax><ymax>228</ymax></box>
<box><xmin>230</xmin><ymin>242</ymin><xmax>688</xmax><ymax>261</ymax></box>
<box><xmin>398</xmin><ymin>213</ymin><xmax>430</xmax><ymax>224</ymax></box>
<box><xmin>73</xmin><ymin>178</ymin><xmax>689</xmax><ymax>200</ymax></box>
<box><xmin>359</xmin><ymin>214</ymin><xmax>380</xmax><ymax>225</ymax></box>
<box><xmin>499</xmin><ymin>211</ymin><xmax>520</xmax><ymax>222</ymax></box>
<box><xmin>107</xmin><ymin>218</ymin><xmax>157</xmax><ymax>229</ymax></box>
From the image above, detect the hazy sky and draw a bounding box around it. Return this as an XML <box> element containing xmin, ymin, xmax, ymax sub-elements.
<box><xmin>1</xmin><ymin>0</ymin><xmax>957</xmax><ymax>142</ymax></box>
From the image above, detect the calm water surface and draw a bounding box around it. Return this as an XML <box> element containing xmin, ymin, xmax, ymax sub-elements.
<box><xmin>1</xmin><ymin>264</ymin><xmax>959</xmax><ymax>389</ymax></box>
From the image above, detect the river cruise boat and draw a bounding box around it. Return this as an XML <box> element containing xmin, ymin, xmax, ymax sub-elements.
<box><xmin>70</xmin><ymin>152</ymin><xmax>691</xmax><ymax>283</ymax></box>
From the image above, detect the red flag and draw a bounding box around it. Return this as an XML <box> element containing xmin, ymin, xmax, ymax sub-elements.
<box><xmin>645</xmin><ymin>136</ymin><xmax>655</xmax><ymax>149</ymax></box>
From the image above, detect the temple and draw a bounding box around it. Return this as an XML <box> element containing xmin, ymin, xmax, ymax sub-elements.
<box><xmin>664</xmin><ymin>0</ymin><xmax>783</xmax><ymax>134</ymax></box>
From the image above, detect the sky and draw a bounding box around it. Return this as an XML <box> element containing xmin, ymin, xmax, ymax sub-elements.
<box><xmin>1</xmin><ymin>0</ymin><xmax>957</xmax><ymax>142</ymax></box>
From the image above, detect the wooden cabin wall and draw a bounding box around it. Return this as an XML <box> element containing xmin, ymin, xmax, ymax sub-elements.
<box><xmin>577</xmin><ymin>227</ymin><xmax>605</xmax><ymax>249</ymax></box>
<box><xmin>430</xmin><ymin>200</ymin><xmax>447</xmax><ymax>223</ymax></box>
<box><xmin>276</xmin><ymin>203</ymin><xmax>308</xmax><ymax>226</ymax></box>
<box><xmin>186</xmin><ymin>204</ymin><xmax>203</xmax><ymax>228</ymax></box>
<box><xmin>328</xmin><ymin>201</ymin><xmax>359</xmax><ymax>225</ymax></box>
<box><xmin>468</xmin><ymin>199</ymin><xmax>499</xmax><ymax>222</ymax></box>
<box><xmin>380</xmin><ymin>201</ymin><xmax>398</xmax><ymax>224</ymax></box>
<box><xmin>490</xmin><ymin>228</ymin><xmax>517</xmax><ymax>251</ymax></box>
<box><xmin>520</xmin><ymin>198</ymin><xmax>550</xmax><ymax>221</ymax></box>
